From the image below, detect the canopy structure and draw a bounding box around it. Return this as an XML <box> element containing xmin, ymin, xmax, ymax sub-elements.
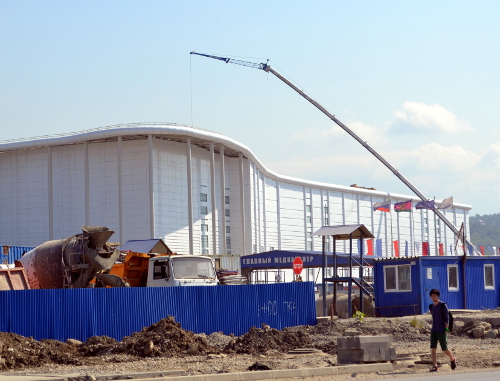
<box><xmin>314</xmin><ymin>224</ymin><xmax>375</xmax><ymax>318</ymax></box>
<box><xmin>240</xmin><ymin>250</ymin><xmax>375</xmax><ymax>272</ymax></box>
<box><xmin>120</xmin><ymin>239</ymin><xmax>173</xmax><ymax>255</ymax></box>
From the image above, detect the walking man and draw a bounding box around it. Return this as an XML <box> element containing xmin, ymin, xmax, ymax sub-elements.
<box><xmin>429</xmin><ymin>288</ymin><xmax>457</xmax><ymax>372</ymax></box>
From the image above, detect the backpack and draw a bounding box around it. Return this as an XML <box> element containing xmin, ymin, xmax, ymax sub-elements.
<box><xmin>429</xmin><ymin>302</ymin><xmax>454</xmax><ymax>332</ymax></box>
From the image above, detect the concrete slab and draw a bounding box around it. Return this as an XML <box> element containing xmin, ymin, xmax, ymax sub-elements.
<box><xmin>130</xmin><ymin>363</ymin><xmax>393</xmax><ymax>381</ymax></box>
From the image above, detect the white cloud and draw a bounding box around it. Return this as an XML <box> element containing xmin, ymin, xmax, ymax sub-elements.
<box><xmin>291</xmin><ymin>121</ymin><xmax>387</xmax><ymax>148</ymax></box>
<box><xmin>387</xmin><ymin>142</ymin><xmax>481</xmax><ymax>172</ymax></box>
<box><xmin>393</xmin><ymin>102</ymin><xmax>470</xmax><ymax>133</ymax></box>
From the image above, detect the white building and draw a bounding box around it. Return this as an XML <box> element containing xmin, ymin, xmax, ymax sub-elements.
<box><xmin>0</xmin><ymin>123</ymin><xmax>471</xmax><ymax>257</ymax></box>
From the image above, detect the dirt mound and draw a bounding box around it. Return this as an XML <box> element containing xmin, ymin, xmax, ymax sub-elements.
<box><xmin>224</xmin><ymin>326</ymin><xmax>312</xmax><ymax>355</ymax></box>
<box><xmin>111</xmin><ymin>316</ymin><xmax>218</xmax><ymax>357</ymax></box>
<box><xmin>78</xmin><ymin>335</ymin><xmax>118</xmax><ymax>356</ymax></box>
<box><xmin>0</xmin><ymin>332</ymin><xmax>81</xmax><ymax>370</ymax></box>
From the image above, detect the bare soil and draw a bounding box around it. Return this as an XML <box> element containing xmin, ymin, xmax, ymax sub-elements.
<box><xmin>1</xmin><ymin>310</ymin><xmax>500</xmax><ymax>379</ymax></box>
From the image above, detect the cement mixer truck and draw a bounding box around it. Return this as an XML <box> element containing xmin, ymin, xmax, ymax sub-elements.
<box><xmin>18</xmin><ymin>226</ymin><xmax>121</xmax><ymax>289</ymax></box>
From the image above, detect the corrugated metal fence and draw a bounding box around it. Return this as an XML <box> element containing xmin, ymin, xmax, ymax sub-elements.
<box><xmin>0</xmin><ymin>282</ymin><xmax>316</xmax><ymax>342</ymax></box>
<box><xmin>1</xmin><ymin>245</ymin><xmax>35</xmax><ymax>265</ymax></box>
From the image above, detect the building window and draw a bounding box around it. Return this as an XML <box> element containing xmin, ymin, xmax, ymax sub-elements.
<box><xmin>306</xmin><ymin>242</ymin><xmax>312</xmax><ymax>251</ymax></box>
<box><xmin>201</xmin><ymin>235</ymin><xmax>209</xmax><ymax>249</ymax></box>
<box><xmin>200</xmin><ymin>206</ymin><xmax>208</xmax><ymax>215</ymax></box>
<box><xmin>383</xmin><ymin>264</ymin><xmax>411</xmax><ymax>292</ymax></box>
<box><xmin>269</xmin><ymin>246</ymin><xmax>275</xmax><ymax>251</ymax></box>
<box><xmin>226</xmin><ymin>226</ymin><xmax>230</xmax><ymax>234</ymax></box>
<box><xmin>226</xmin><ymin>237</ymin><xmax>231</xmax><ymax>250</ymax></box>
<box><xmin>484</xmin><ymin>264</ymin><xmax>495</xmax><ymax>290</ymax></box>
<box><xmin>324</xmin><ymin>205</ymin><xmax>328</xmax><ymax>214</ymax></box>
<box><xmin>306</xmin><ymin>205</ymin><xmax>311</xmax><ymax>213</ymax></box>
<box><xmin>201</xmin><ymin>224</ymin><xmax>208</xmax><ymax>232</ymax></box>
<box><xmin>448</xmin><ymin>265</ymin><xmax>459</xmax><ymax>291</ymax></box>
<box><xmin>324</xmin><ymin>217</ymin><xmax>329</xmax><ymax>225</ymax></box>
<box><xmin>225</xmin><ymin>196</ymin><xmax>230</xmax><ymax>204</ymax></box>
<box><xmin>307</xmin><ymin>216</ymin><xmax>312</xmax><ymax>224</ymax></box>
<box><xmin>200</xmin><ymin>193</ymin><xmax>208</xmax><ymax>202</ymax></box>
<box><xmin>225</xmin><ymin>208</ymin><xmax>230</xmax><ymax>217</ymax></box>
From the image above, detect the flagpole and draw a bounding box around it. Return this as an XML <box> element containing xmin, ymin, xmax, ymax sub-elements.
<box><xmin>390</xmin><ymin>208</ymin><xmax>394</xmax><ymax>257</ymax></box>
<box><xmin>410</xmin><ymin>205</ymin><xmax>414</xmax><ymax>257</ymax></box>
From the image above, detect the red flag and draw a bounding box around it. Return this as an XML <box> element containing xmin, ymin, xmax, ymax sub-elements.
<box><xmin>439</xmin><ymin>243</ymin><xmax>444</xmax><ymax>256</ymax></box>
<box><xmin>480</xmin><ymin>246</ymin><xmax>485</xmax><ymax>256</ymax></box>
<box><xmin>366</xmin><ymin>239</ymin><xmax>373</xmax><ymax>255</ymax></box>
<box><xmin>422</xmin><ymin>242</ymin><xmax>429</xmax><ymax>256</ymax></box>
<box><xmin>393</xmin><ymin>240</ymin><xmax>399</xmax><ymax>257</ymax></box>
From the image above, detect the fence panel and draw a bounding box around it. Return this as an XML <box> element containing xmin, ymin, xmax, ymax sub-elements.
<box><xmin>1</xmin><ymin>245</ymin><xmax>35</xmax><ymax>265</ymax></box>
<box><xmin>0</xmin><ymin>282</ymin><xmax>316</xmax><ymax>341</ymax></box>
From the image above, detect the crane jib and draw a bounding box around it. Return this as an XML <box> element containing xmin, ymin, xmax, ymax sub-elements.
<box><xmin>191</xmin><ymin>51</ymin><xmax>470</xmax><ymax>249</ymax></box>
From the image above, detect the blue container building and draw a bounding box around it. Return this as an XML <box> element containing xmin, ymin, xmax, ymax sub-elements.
<box><xmin>373</xmin><ymin>256</ymin><xmax>500</xmax><ymax>317</ymax></box>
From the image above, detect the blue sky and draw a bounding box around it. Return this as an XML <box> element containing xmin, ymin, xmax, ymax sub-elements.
<box><xmin>1</xmin><ymin>1</ymin><xmax>499</xmax><ymax>216</ymax></box>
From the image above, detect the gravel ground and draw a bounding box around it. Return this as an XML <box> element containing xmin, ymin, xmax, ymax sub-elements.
<box><xmin>1</xmin><ymin>311</ymin><xmax>499</xmax><ymax>379</ymax></box>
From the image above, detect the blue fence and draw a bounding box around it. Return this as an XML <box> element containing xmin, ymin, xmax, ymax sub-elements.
<box><xmin>0</xmin><ymin>282</ymin><xmax>316</xmax><ymax>342</ymax></box>
<box><xmin>1</xmin><ymin>245</ymin><xmax>34</xmax><ymax>264</ymax></box>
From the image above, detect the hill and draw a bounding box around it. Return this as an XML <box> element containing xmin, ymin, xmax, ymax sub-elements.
<box><xmin>469</xmin><ymin>213</ymin><xmax>500</xmax><ymax>249</ymax></box>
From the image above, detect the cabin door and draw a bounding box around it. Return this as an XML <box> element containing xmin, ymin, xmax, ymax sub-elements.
<box><xmin>423</xmin><ymin>266</ymin><xmax>441</xmax><ymax>306</ymax></box>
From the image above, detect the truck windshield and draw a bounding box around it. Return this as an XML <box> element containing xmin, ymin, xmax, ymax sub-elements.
<box><xmin>171</xmin><ymin>257</ymin><xmax>215</xmax><ymax>279</ymax></box>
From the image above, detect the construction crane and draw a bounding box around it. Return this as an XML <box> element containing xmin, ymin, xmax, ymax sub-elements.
<box><xmin>190</xmin><ymin>51</ymin><xmax>472</xmax><ymax>252</ymax></box>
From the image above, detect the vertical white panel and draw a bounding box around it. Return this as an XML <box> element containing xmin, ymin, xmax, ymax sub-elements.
<box><xmin>186</xmin><ymin>138</ymin><xmax>193</xmax><ymax>254</ymax></box>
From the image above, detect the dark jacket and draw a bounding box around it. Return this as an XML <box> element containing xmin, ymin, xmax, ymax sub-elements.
<box><xmin>431</xmin><ymin>301</ymin><xmax>449</xmax><ymax>332</ymax></box>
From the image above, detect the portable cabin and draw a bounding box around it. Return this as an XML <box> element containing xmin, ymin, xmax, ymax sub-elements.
<box><xmin>373</xmin><ymin>255</ymin><xmax>500</xmax><ymax>317</ymax></box>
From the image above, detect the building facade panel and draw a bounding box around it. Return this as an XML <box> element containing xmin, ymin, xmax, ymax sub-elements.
<box><xmin>0</xmin><ymin>124</ymin><xmax>473</xmax><ymax>258</ymax></box>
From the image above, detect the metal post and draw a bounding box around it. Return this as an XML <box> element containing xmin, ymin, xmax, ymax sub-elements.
<box><xmin>348</xmin><ymin>233</ymin><xmax>353</xmax><ymax>318</ymax></box>
<box><xmin>322</xmin><ymin>234</ymin><xmax>327</xmax><ymax>317</ymax></box>
<box><xmin>360</xmin><ymin>234</ymin><xmax>364</xmax><ymax>313</ymax></box>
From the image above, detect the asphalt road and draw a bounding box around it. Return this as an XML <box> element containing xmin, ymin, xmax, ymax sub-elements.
<box><xmin>388</xmin><ymin>370</ymin><xmax>500</xmax><ymax>381</ymax></box>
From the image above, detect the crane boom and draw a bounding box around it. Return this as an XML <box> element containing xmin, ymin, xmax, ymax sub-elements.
<box><xmin>190</xmin><ymin>51</ymin><xmax>471</xmax><ymax>251</ymax></box>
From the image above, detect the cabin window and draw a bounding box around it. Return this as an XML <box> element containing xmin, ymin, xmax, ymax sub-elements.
<box><xmin>484</xmin><ymin>264</ymin><xmax>495</xmax><ymax>290</ymax></box>
<box><xmin>153</xmin><ymin>260</ymin><xmax>168</xmax><ymax>280</ymax></box>
<box><xmin>383</xmin><ymin>264</ymin><xmax>411</xmax><ymax>292</ymax></box>
<box><xmin>447</xmin><ymin>264</ymin><xmax>459</xmax><ymax>291</ymax></box>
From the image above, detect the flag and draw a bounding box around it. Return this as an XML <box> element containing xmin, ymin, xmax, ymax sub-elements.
<box><xmin>366</xmin><ymin>239</ymin><xmax>373</xmax><ymax>255</ymax></box>
<box><xmin>405</xmin><ymin>240</ymin><xmax>409</xmax><ymax>257</ymax></box>
<box><xmin>415</xmin><ymin>241</ymin><xmax>421</xmax><ymax>255</ymax></box>
<box><xmin>393</xmin><ymin>240</ymin><xmax>399</xmax><ymax>257</ymax></box>
<box><xmin>479</xmin><ymin>246</ymin><xmax>485</xmax><ymax>256</ymax></box>
<box><xmin>468</xmin><ymin>244</ymin><xmax>475</xmax><ymax>256</ymax></box>
<box><xmin>394</xmin><ymin>200</ymin><xmax>412</xmax><ymax>212</ymax></box>
<box><xmin>422</xmin><ymin>242</ymin><xmax>429</xmax><ymax>256</ymax></box>
<box><xmin>439</xmin><ymin>243</ymin><xmax>444</xmax><ymax>256</ymax></box>
<box><xmin>376</xmin><ymin>239</ymin><xmax>383</xmax><ymax>257</ymax></box>
<box><xmin>437</xmin><ymin>196</ymin><xmax>453</xmax><ymax>210</ymax></box>
<box><xmin>373</xmin><ymin>200</ymin><xmax>390</xmax><ymax>212</ymax></box>
<box><xmin>415</xmin><ymin>200</ymin><xmax>435</xmax><ymax>210</ymax></box>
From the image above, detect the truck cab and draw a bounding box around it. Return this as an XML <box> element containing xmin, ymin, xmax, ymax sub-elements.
<box><xmin>146</xmin><ymin>255</ymin><xmax>218</xmax><ymax>287</ymax></box>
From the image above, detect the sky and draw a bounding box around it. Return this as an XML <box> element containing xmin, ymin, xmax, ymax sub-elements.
<box><xmin>1</xmin><ymin>1</ymin><xmax>499</xmax><ymax>216</ymax></box>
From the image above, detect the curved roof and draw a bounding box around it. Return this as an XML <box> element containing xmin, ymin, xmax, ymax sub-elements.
<box><xmin>0</xmin><ymin>123</ymin><xmax>472</xmax><ymax>209</ymax></box>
